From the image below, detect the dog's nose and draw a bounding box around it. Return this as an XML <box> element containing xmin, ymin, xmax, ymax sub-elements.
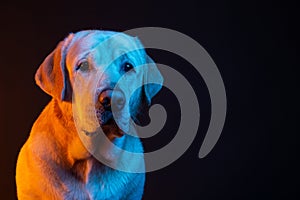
<box><xmin>99</xmin><ymin>89</ymin><xmax>125</xmax><ymax>111</ymax></box>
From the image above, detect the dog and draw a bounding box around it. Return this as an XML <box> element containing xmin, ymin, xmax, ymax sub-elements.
<box><xmin>16</xmin><ymin>30</ymin><xmax>163</xmax><ymax>200</ymax></box>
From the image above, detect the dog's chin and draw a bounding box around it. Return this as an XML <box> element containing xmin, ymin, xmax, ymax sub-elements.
<box><xmin>78</xmin><ymin>112</ymin><xmax>128</xmax><ymax>163</ymax></box>
<box><xmin>100</xmin><ymin>119</ymin><xmax>125</xmax><ymax>140</ymax></box>
<box><xmin>91</xmin><ymin>118</ymin><xmax>124</xmax><ymax>163</ymax></box>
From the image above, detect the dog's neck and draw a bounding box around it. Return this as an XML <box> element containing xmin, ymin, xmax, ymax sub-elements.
<box><xmin>71</xmin><ymin>157</ymin><xmax>94</xmax><ymax>183</ymax></box>
<box><xmin>52</xmin><ymin>99</ymin><xmax>101</xmax><ymax>182</ymax></box>
<box><xmin>50</xmin><ymin>100</ymin><xmax>92</xmax><ymax>159</ymax></box>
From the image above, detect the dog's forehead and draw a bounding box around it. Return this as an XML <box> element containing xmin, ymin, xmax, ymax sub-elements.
<box><xmin>66</xmin><ymin>31</ymin><xmax>142</xmax><ymax>67</ymax></box>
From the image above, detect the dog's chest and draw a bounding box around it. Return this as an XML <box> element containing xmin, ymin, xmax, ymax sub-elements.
<box><xmin>72</xmin><ymin>158</ymin><xmax>130</xmax><ymax>200</ymax></box>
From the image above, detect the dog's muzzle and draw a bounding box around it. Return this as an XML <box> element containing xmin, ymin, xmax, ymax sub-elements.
<box><xmin>98</xmin><ymin>89</ymin><xmax>125</xmax><ymax>111</ymax></box>
<box><xmin>96</xmin><ymin>89</ymin><xmax>126</xmax><ymax>137</ymax></box>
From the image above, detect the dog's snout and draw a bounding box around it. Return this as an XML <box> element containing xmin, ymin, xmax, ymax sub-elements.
<box><xmin>99</xmin><ymin>90</ymin><xmax>112</xmax><ymax>109</ymax></box>
<box><xmin>99</xmin><ymin>90</ymin><xmax>125</xmax><ymax>111</ymax></box>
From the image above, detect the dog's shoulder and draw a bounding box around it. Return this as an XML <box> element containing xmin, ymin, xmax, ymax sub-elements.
<box><xmin>25</xmin><ymin>99</ymin><xmax>75</xmax><ymax>165</ymax></box>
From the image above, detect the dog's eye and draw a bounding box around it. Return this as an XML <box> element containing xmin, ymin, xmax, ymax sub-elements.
<box><xmin>76</xmin><ymin>61</ymin><xmax>89</xmax><ymax>72</ymax></box>
<box><xmin>123</xmin><ymin>62</ymin><xmax>134</xmax><ymax>72</ymax></box>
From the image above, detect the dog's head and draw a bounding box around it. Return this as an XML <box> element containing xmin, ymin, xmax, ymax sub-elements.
<box><xmin>35</xmin><ymin>30</ymin><xmax>163</xmax><ymax>160</ymax></box>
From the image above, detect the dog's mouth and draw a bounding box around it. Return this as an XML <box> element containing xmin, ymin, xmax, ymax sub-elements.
<box><xmin>80</xmin><ymin>115</ymin><xmax>126</xmax><ymax>163</ymax></box>
<box><xmin>92</xmin><ymin>93</ymin><xmax>130</xmax><ymax>140</ymax></box>
<box><xmin>101</xmin><ymin>118</ymin><xmax>124</xmax><ymax>139</ymax></box>
<box><xmin>95</xmin><ymin>106</ymin><xmax>125</xmax><ymax>139</ymax></box>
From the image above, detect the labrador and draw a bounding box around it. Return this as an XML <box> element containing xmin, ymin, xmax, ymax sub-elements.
<box><xmin>16</xmin><ymin>30</ymin><xmax>163</xmax><ymax>200</ymax></box>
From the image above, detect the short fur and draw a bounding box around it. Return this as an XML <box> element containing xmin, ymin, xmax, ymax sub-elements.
<box><xmin>16</xmin><ymin>30</ymin><xmax>163</xmax><ymax>200</ymax></box>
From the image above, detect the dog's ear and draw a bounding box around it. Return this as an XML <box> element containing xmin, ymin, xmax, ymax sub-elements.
<box><xmin>130</xmin><ymin>55</ymin><xmax>163</xmax><ymax>125</ymax></box>
<box><xmin>35</xmin><ymin>34</ymin><xmax>74</xmax><ymax>101</ymax></box>
<box><xmin>143</xmin><ymin>56</ymin><xmax>164</xmax><ymax>105</ymax></box>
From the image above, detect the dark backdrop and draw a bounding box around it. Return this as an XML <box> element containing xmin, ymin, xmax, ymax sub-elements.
<box><xmin>0</xmin><ymin>0</ymin><xmax>297</xmax><ymax>199</ymax></box>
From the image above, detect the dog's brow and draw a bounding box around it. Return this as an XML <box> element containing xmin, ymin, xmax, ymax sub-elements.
<box><xmin>118</xmin><ymin>53</ymin><xmax>129</xmax><ymax>61</ymax></box>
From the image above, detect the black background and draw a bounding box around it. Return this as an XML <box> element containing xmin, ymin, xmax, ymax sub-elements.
<box><xmin>0</xmin><ymin>0</ymin><xmax>297</xmax><ymax>199</ymax></box>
